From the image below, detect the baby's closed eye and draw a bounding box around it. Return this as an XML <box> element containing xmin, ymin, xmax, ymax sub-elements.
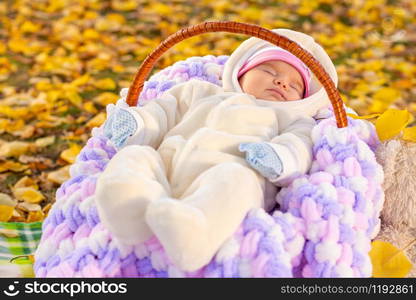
<box><xmin>291</xmin><ymin>83</ymin><xmax>302</xmax><ymax>93</ymax></box>
<box><xmin>263</xmin><ymin>69</ymin><xmax>276</xmax><ymax>76</ymax></box>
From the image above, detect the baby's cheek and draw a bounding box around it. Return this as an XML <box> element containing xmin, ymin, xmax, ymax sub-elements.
<box><xmin>249</xmin><ymin>79</ymin><xmax>266</xmax><ymax>93</ymax></box>
<box><xmin>239</xmin><ymin>72</ymin><xmax>267</xmax><ymax>97</ymax></box>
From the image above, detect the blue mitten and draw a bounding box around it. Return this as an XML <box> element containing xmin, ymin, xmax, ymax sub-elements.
<box><xmin>239</xmin><ymin>142</ymin><xmax>283</xmax><ymax>181</ymax></box>
<box><xmin>103</xmin><ymin>107</ymin><xmax>138</xmax><ymax>149</ymax></box>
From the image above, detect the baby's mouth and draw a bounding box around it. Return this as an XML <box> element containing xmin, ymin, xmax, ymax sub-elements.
<box><xmin>267</xmin><ymin>88</ymin><xmax>286</xmax><ymax>100</ymax></box>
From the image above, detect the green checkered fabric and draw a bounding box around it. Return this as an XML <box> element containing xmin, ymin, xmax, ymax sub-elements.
<box><xmin>0</xmin><ymin>222</ymin><xmax>42</xmax><ymax>278</ymax></box>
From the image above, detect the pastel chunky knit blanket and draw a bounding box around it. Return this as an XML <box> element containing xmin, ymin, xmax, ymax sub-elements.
<box><xmin>34</xmin><ymin>55</ymin><xmax>384</xmax><ymax>277</ymax></box>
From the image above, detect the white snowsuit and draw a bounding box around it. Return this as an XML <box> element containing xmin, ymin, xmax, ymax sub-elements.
<box><xmin>95</xmin><ymin>28</ymin><xmax>339</xmax><ymax>271</ymax></box>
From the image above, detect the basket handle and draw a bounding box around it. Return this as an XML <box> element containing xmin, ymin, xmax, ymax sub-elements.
<box><xmin>126</xmin><ymin>21</ymin><xmax>347</xmax><ymax>128</ymax></box>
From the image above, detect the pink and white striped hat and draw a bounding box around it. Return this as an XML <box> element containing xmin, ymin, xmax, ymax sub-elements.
<box><xmin>238</xmin><ymin>46</ymin><xmax>312</xmax><ymax>98</ymax></box>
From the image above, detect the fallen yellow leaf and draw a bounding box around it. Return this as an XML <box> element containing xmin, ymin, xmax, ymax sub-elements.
<box><xmin>17</xmin><ymin>202</ymin><xmax>41</xmax><ymax>212</ymax></box>
<box><xmin>0</xmin><ymin>105</ymin><xmax>31</xmax><ymax>119</ymax></box>
<box><xmin>0</xmin><ymin>43</ymin><xmax>6</xmax><ymax>55</ymax></box>
<box><xmin>402</xmin><ymin>126</ymin><xmax>416</xmax><ymax>143</ymax></box>
<box><xmin>75</xmin><ymin>115</ymin><xmax>87</xmax><ymax>124</ymax></box>
<box><xmin>83</xmin><ymin>101</ymin><xmax>98</xmax><ymax>114</ymax></box>
<box><xmin>375</xmin><ymin>109</ymin><xmax>413</xmax><ymax>141</ymax></box>
<box><xmin>0</xmin><ymin>228</ymin><xmax>18</xmax><ymax>238</ymax></box>
<box><xmin>47</xmin><ymin>165</ymin><xmax>70</xmax><ymax>184</ymax></box>
<box><xmin>0</xmin><ymin>193</ymin><xmax>16</xmax><ymax>206</ymax></box>
<box><xmin>42</xmin><ymin>203</ymin><xmax>52</xmax><ymax>215</ymax></box>
<box><xmin>239</xmin><ymin>6</ymin><xmax>262</xmax><ymax>20</ymax></box>
<box><xmin>14</xmin><ymin>125</ymin><xmax>35</xmax><ymax>139</ymax></box>
<box><xmin>393</xmin><ymin>79</ymin><xmax>413</xmax><ymax>89</ymax></box>
<box><xmin>46</xmin><ymin>90</ymin><xmax>61</xmax><ymax>102</ymax></box>
<box><xmin>86</xmin><ymin>112</ymin><xmax>106</xmax><ymax>128</ymax></box>
<box><xmin>347</xmin><ymin>113</ymin><xmax>381</xmax><ymax>120</ymax></box>
<box><xmin>10</xmin><ymin>208</ymin><xmax>25</xmax><ymax>223</ymax></box>
<box><xmin>64</xmin><ymin>90</ymin><xmax>83</xmax><ymax>107</ymax></box>
<box><xmin>369</xmin><ymin>240</ymin><xmax>413</xmax><ymax>278</ymax></box>
<box><xmin>0</xmin><ymin>141</ymin><xmax>30</xmax><ymax>157</ymax></box>
<box><xmin>8</xmin><ymin>37</ymin><xmax>27</xmax><ymax>53</ymax></box>
<box><xmin>20</xmin><ymin>20</ymin><xmax>41</xmax><ymax>33</ymax></box>
<box><xmin>0</xmin><ymin>118</ymin><xmax>8</xmax><ymax>132</ymax></box>
<box><xmin>13</xmin><ymin>176</ymin><xmax>38</xmax><ymax>189</ymax></box>
<box><xmin>70</xmin><ymin>74</ymin><xmax>91</xmax><ymax>87</ymax></box>
<box><xmin>13</xmin><ymin>187</ymin><xmax>45</xmax><ymax>204</ymax></box>
<box><xmin>34</xmin><ymin>136</ymin><xmax>56</xmax><ymax>148</ymax></box>
<box><xmin>60</xmin><ymin>143</ymin><xmax>81</xmax><ymax>164</ymax></box>
<box><xmin>3</xmin><ymin>119</ymin><xmax>24</xmax><ymax>132</ymax></box>
<box><xmin>83</xmin><ymin>28</ymin><xmax>100</xmax><ymax>40</ymax></box>
<box><xmin>26</xmin><ymin>210</ymin><xmax>45</xmax><ymax>222</ymax></box>
<box><xmin>151</xmin><ymin>3</ymin><xmax>173</xmax><ymax>15</ymax></box>
<box><xmin>93</xmin><ymin>78</ymin><xmax>116</xmax><ymax>90</ymax></box>
<box><xmin>369</xmin><ymin>100</ymin><xmax>389</xmax><ymax>114</ymax></box>
<box><xmin>111</xmin><ymin>0</ymin><xmax>138</xmax><ymax>11</ymax></box>
<box><xmin>0</xmin><ymin>204</ymin><xmax>14</xmax><ymax>222</ymax></box>
<box><xmin>0</xmin><ymin>161</ymin><xmax>29</xmax><ymax>172</ymax></box>
<box><xmin>107</xmin><ymin>13</ymin><xmax>126</xmax><ymax>24</ymax></box>
<box><xmin>93</xmin><ymin>92</ymin><xmax>119</xmax><ymax>106</ymax></box>
<box><xmin>374</xmin><ymin>87</ymin><xmax>401</xmax><ymax>103</ymax></box>
<box><xmin>35</xmin><ymin>80</ymin><xmax>53</xmax><ymax>91</ymax></box>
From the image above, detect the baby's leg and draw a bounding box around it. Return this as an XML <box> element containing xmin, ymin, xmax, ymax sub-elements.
<box><xmin>145</xmin><ymin>162</ymin><xmax>263</xmax><ymax>271</ymax></box>
<box><xmin>95</xmin><ymin>145</ymin><xmax>170</xmax><ymax>245</ymax></box>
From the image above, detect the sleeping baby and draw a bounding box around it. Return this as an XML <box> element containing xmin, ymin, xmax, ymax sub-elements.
<box><xmin>95</xmin><ymin>28</ymin><xmax>339</xmax><ymax>271</ymax></box>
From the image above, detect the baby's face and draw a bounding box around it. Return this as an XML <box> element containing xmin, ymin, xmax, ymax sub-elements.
<box><xmin>238</xmin><ymin>60</ymin><xmax>305</xmax><ymax>101</ymax></box>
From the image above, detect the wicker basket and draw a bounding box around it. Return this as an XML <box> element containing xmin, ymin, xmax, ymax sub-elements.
<box><xmin>34</xmin><ymin>21</ymin><xmax>386</xmax><ymax>278</ymax></box>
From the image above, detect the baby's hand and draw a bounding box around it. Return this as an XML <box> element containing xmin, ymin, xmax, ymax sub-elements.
<box><xmin>239</xmin><ymin>142</ymin><xmax>283</xmax><ymax>180</ymax></box>
<box><xmin>104</xmin><ymin>107</ymin><xmax>138</xmax><ymax>149</ymax></box>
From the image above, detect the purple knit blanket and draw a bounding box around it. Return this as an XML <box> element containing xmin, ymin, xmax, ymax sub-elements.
<box><xmin>34</xmin><ymin>55</ymin><xmax>384</xmax><ymax>277</ymax></box>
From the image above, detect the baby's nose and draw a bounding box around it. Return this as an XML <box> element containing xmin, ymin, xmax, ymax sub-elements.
<box><xmin>273</xmin><ymin>78</ymin><xmax>287</xmax><ymax>88</ymax></box>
